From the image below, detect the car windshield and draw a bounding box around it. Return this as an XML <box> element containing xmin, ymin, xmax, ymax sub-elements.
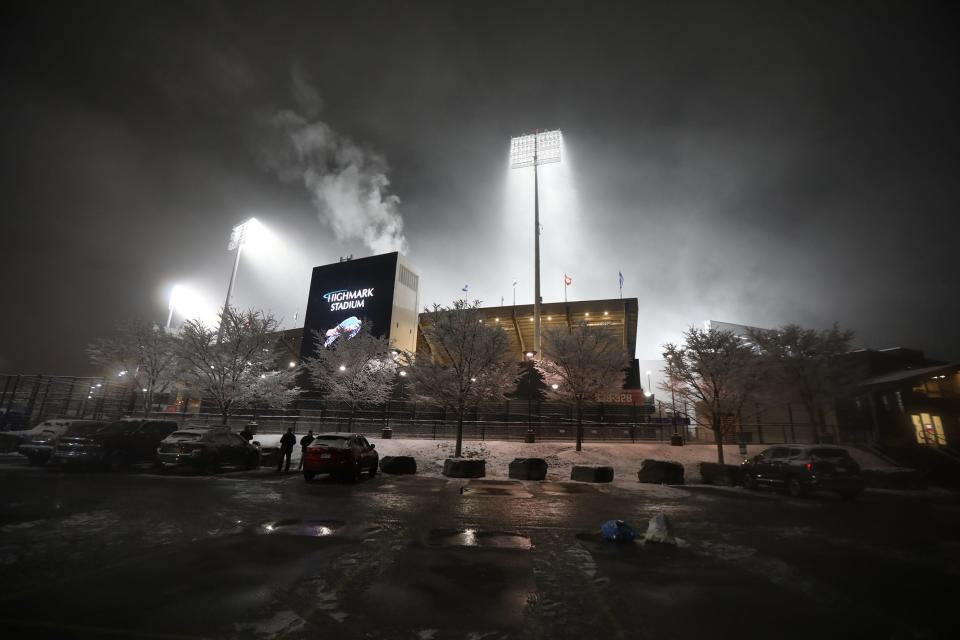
<box><xmin>166</xmin><ymin>432</ymin><xmax>204</xmax><ymax>442</ymax></box>
<box><xmin>64</xmin><ymin>423</ymin><xmax>105</xmax><ymax>436</ymax></box>
<box><xmin>810</xmin><ymin>448</ymin><xmax>851</xmax><ymax>460</ymax></box>
<box><xmin>311</xmin><ymin>436</ymin><xmax>351</xmax><ymax>449</ymax></box>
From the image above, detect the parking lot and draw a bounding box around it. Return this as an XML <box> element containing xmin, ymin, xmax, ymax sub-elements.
<box><xmin>1</xmin><ymin>456</ymin><xmax>958</xmax><ymax>639</ymax></box>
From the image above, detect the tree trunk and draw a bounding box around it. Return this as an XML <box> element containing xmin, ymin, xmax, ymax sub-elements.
<box><xmin>144</xmin><ymin>390</ymin><xmax>153</xmax><ymax>418</ymax></box>
<box><xmin>713</xmin><ymin>412</ymin><xmax>725</xmax><ymax>465</ymax></box>
<box><xmin>221</xmin><ymin>410</ymin><xmax>229</xmax><ymax>426</ymax></box>
<box><xmin>455</xmin><ymin>404</ymin><xmax>465</xmax><ymax>458</ymax></box>
<box><xmin>575</xmin><ymin>400</ymin><xmax>583</xmax><ymax>452</ymax></box>
<box><xmin>348</xmin><ymin>406</ymin><xmax>355</xmax><ymax>433</ymax></box>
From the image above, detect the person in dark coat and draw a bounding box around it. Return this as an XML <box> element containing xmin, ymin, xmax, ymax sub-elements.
<box><xmin>240</xmin><ymin>424</ymin><xmax>254</xmax><ymax>442</ymax></box>
<box><xmin>278</xmin><ymin>428</ymin><xmax>296</xmax><ymax>473</ymax></box>
<box><xmin>298</xmin><ymin>429</ymin><xmax>315</xmax><ymax>470</ymax></box>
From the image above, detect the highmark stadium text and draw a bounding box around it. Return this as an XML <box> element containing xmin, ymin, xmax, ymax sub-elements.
<box><xmin>322</xmin><ymin>288</ymin><xmax>375</xmax><ymax>311</ymax></box>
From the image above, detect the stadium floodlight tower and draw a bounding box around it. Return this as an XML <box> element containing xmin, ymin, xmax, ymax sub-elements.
<box><xmin>217</xmin><ymin>217</ymin><xmax>260</xmax><ymax>343</ymax></box>
<box><xmin>510</xmin><ymin>129</ymin><xmax>561</xmax><ymax>357</ymax></box>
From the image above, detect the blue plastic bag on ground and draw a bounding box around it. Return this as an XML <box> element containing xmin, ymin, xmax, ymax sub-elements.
<box><xmin>601</xmin><ymin>519</ymin><xmax>638</xmax><ymax>542</ymax></box>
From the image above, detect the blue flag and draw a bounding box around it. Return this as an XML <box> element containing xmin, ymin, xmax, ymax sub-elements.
<box><xmin>462</xmin><ymin>284</ymin><xmax>469</xmax><ymax>292</ymax></box>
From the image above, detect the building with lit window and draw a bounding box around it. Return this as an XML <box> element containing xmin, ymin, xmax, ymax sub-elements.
<box><xmin>837</xmin><ymin>348</ymin><xmax>959</xmax><ymax>449</ymax></box>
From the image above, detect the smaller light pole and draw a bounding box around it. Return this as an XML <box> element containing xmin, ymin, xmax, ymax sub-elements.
<box><xmin>645</xmin><ymin>369</ymin><xmax>652</xmax><ymax>396</ymax></box>
<box><xmin>217</xmin><ymin>217</ymin><xmax>259</xmax><ymax>343</ymax></box>
<box><xmin>166</xmin><ymin>285</ymin><xmax>184</xmax><ymax>330</ymax></box>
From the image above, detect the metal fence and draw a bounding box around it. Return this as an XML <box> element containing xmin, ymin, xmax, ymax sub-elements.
<box><xmin>0</xmin><ymin>373</ymin><xmax>834</xmax><ymax>446</ymax></box>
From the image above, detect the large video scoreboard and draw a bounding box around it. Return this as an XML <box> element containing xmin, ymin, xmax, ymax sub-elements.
<box><xmin>299</xmin><ymin>252</ymin><xmax>420</xmax><ymax>361</ymax></box>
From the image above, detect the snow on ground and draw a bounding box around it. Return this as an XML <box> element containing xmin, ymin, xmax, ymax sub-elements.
<box><xmin>254</xmin><ymin>433</ymin><xmax>897</xmax><ymax>484</ymax></box>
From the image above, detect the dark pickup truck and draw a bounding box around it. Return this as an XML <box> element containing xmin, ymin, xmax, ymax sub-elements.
<box><xmin>53</xmin><ymin>418</ymin><xmax>178</xmax><ymax>469</ymax></box>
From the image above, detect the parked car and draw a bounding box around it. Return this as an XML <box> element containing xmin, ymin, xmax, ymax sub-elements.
<box><xmin>302</xmin><ymin>433</ymin><xmax>378</xmax><ymax>482</ymax></box>
<box><xmin>18</xmin><ymin>420</ymin><xmax>106</xmax><ymax>465</ymax></box>
<box><xmin>741</xmin><ymin>445</ymin><xmax>864</xmax><ymax>499</ymax></box>
<box><xmin>53</xmin><ymin>418</ymin><xmax>178</xmax><ymax>469</ymax></box>
<box><xmin>156</xmin><ymin>427</ymin><xmax>261</xmax><ymax>472</ymax></box>
<box><xmin>0</xmin><ymin>417</ymin><xmax>78</xmax><ymax>452</ymax></box>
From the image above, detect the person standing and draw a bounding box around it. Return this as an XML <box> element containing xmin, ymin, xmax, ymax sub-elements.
<box><xmin>278</xmin><ymin>427</ymin><xmax>296</xmax><ymax>473</ymax></box>
<box><xmin>298</xmin><ymin>429</ymin><xmax>315</xmax><ymax>470</ymax></box>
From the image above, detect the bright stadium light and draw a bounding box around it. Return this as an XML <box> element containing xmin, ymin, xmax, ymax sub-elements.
<box><xmin>510</xmin><ymin>129</ymin><xmax>562</xmax><ymax>357</ymax></box>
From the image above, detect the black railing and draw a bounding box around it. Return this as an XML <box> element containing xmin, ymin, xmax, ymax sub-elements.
<box><xmin>0</xmin><ymin>373</ymin><xmax>835</xmax><ymax>445</ymax></box>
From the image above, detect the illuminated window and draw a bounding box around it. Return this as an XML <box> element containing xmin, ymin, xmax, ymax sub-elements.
<box><xmin>912</xmin><ymin>413</ymin><xmax>947</xmax><ymax>446</ymax></box>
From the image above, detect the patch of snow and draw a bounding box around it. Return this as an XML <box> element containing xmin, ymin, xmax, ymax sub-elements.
<box><xmin>644</xmin><ymin>513</ymin><xmax>677</xmax><ymax>545</ymax></box>
<box><xmin>234</xmin><ymin>609</ymin><xmax>306</xmax><ymax>636</ymax></box>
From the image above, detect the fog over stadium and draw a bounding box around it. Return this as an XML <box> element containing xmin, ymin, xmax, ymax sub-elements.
<box><xmin>2</xmin><ymin>1</ymin><xmax>957</xmax><ymax>374</ymax></box>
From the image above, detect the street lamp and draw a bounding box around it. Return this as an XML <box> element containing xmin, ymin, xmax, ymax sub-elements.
<box><xmin>217</xmin><ymin>217</ymin><xmax>261</xmax><ymax>343</ymax></box>
<box><xmin>510</xmin><ymin>129</ymin><xmax>562</xmax><ymax>358</ymax></box>
<box><xmin>645</xmin><ymin>369</ymin><xmax>652</xmax><ymax>396</ymax></box>
<box><xmin>665</xmin><ymin>354</ymin><xmax>678</xmax><ymax>434</ymax></box>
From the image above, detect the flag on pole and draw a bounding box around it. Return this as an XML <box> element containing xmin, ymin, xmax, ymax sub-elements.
<box><xmin>564</xmin><ymin>274</ymin><xmax>572</xmax><ymax>286</ymax></box>
<box><xmin>619</xmin><ymin>271</ymin><xmax>624</xmax><ymax>289</ymax></box>
<box><xmin>512</xmin><ymin>279</ymin><xmax>518</xmax><ymax>287</ymax></box>
<box><xmin>462</xmin><ymin>284</ymin><xmax>469</xmax><ymax>293</ymax></box>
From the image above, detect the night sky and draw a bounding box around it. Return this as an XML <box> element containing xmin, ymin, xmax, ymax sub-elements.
<box><xmin>2</xmin><ymin>0</ymin><xmax>958</xmax><ymax>375</ymax></box>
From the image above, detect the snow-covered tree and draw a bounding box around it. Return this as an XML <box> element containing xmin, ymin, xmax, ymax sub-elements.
<box><xmin>539</xmin><ymin>321</ymin><xmax>629</xmax><ymax>451</ymax></box>
<box><xmin>662</xmin><ymin>328</ymin><xmax>761</xmax><ymax>464</ymax></box>
<box><xmin>412</xmin><ymin>300</ymin><xmax>515</xmax><ymax>457</ymax></box>
<box><xmin>177</xmin><ymin>307</ymin><xmax>300</xmax><ymax>425</ymax></box>
<box><xmin>87</xmin><ymin>320</ymin><xmax>180</xmax><ymax>417</ymax></box>
<box><xmin>748</xmin><ymin>323</ymin><xmax>855</xmax><ymax>443</ymax></box>
<box><xmin>302</xmin><ymin>323</ymin><xmax>397</xmax><ymax>431</ymax></box>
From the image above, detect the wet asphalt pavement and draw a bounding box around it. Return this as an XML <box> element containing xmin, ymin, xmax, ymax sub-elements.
<box><xmin>1</xmin><ymin>457</ymin><xmax>958</xmax><ymax>640</ymax></box>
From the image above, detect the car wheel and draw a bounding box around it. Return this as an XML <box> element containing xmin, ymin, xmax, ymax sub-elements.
<box><xmin>303</xmin><ymin>471</ymin><xmax>316</xmax><ymax>482</ymax></box>
<box><xmin>27</xmin><ymin>454</ymin><xmax>44</xmax><ymax>466</ymax></box>
<box><xmin>244</xmin><ymin>451</ymin><xmax>260</xmax><ymax>470</ymax></box>
<box><xmin>205</xmin><ymin>455</ymin><xmax>221</xmax><ymax>474</ymax></box>
<box><xmin>369</xmin><ymin>460</ymin><xmax>378</xmax><ymax>478</ymax></box>
<box><xmin>787</xmin><ymin>476</ymin><xmax>806</xmax><ymax>498</ymax></box>
<box><xmin>742</xmin><ymin>473</ymin><xmax>758</xmax><ymax>490</ymax></box>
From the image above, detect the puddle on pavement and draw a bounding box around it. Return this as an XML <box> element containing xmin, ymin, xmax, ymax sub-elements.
<box><xmin>253</xmin><ymin>518</ymin><xmax>345</xmax><ymax>537</ymax></box>
<box><xmin>425</xmin><ymin>528</ymin><xmax>532</xmax><ymax>550</ymax></box>
<box><xmin>460</xmin><ymin>480</ymin><xmax>533</xmax><ymax>498</ymax></box>
<box><xmin>540</xmin><ymin>482</ymin><xmax>598</xmax><ymax>495</ymax></box>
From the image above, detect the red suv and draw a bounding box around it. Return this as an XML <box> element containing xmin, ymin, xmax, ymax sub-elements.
<box><xmin>302</xmin><ymin>433</ymin><xmax>379</xmax><ymax>482</ymax></box>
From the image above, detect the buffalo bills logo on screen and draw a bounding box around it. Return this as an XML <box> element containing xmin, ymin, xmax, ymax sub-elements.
<box><xmin>324</xmin><ymin>316</ymin><xmax>363</xmax><ymax>347</ymax></box>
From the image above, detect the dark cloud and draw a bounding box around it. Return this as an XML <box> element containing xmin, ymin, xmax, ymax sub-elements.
<box><xmin>1</xmin><ymin>0</ymin><xmax>958</xmax><ymax>375</ymax></box>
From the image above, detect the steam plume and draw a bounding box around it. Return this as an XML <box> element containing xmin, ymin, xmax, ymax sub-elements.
<box><xmin>265</xmin><ymin>75</ymin><xmax>408</xmax><ymax>254</ymax></box>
